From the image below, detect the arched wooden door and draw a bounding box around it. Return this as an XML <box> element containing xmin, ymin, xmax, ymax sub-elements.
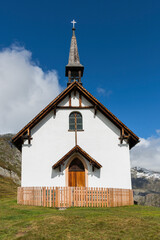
<box><xmin>68</xmin><ymin>158</ymin><xmax>85</xmax><ymax>187</ymax></box>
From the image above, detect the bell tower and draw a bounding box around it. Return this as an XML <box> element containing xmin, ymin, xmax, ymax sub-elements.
<box><xmin>65</xmin><ymin>20</ymin><xmax>84</xmax><ymax>85</ymax></box>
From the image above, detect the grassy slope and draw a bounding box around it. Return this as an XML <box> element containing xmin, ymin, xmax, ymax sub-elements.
<box><xmin>0</xmin><ymin>134</ymin><xmax>21</xmax><ymax>178</ymax></box>
<box><xmin>0</xmin><ymin>198</ymin><xmax>160</xmax><ymax>240</ymax></box>
<box><xmin>0</xmin><ymin>134</ymin><xmax>20</xmax><ymax>199</ymax></box>
<box><xmin>0</xmin><ymin>176</ymin><xmax>19</xmax><ymax>199</ymax></box>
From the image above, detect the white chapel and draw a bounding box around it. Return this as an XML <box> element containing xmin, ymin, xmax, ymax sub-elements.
<box><xmin>13</xmin><ymin>22</ymin><xmax>139</xmax><ymax>191</ymax></box>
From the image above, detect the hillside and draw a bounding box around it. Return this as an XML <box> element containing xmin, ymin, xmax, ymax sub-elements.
<box><xmin>0</xmin><ymin>134</ymin><xmax>160</xmax><ymax>206</ymax></box>
<box><xmin>131</xmin><ymin>167</ymin><xmax>160</xmax><ymax>207</ymax></box>
<box><xmin>0</xmin><ymin>134</ymin><xmax>21</xmax><ymax>182</ymax></box>
<box><xmin>0</xmin><ymin>134</ymin><xmax>21</xmax><ymax>198</ymax></box>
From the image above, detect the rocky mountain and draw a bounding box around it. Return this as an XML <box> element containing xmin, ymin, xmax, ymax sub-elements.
<box><xmin>0</xmin><ymin>134</ymin><xmax>160</xmax><ymax>206</ymax></box>
<box><xmin>131</xmin><ymin>167</ymin><xmax>160</xmax><ymax>207</ymax></box>
<box><xmin>131</xmin><ymin>167</ymin><xmax>160</xmax><ymax>180</ymax></box>
<box><xmin>0</xmin><ymin>134</ymin><xmax>21</xmax><ymax>183</ymax></box>
<box><xmin>0</xmin><ymin>134</ymin><xmax>21</xmax><ymax>198</ymax></box>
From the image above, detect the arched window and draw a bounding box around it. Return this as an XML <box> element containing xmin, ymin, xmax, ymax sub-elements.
<box><xmin>69</xmin><ymin>112</ymin><xmax>83</xmax><ymax>130</ymax></box>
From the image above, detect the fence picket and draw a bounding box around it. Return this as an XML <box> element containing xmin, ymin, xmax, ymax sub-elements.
<box><xmin>80</xmin><ymin>187</ymin><xmax>82</xmax><ymax>207</ymax></box>
<box><xmin>69</xmin><ymin>187</ymin><xmax>71</xmax><ymax>207</ymax></box>
<box><xmin>17</xmin><ymin>186</ymin><xmax>134</xmax><ymax>208</ymax></box>
<box><xmin>52</xmin><ymin>187</ymin><xmax>54</xmax><ymax>207</ymax></box>
<box><xmin>74</xmin><ymin>187</ymin><xmax>75</xmax><ymax>207</ymax></box>
<box><xmin>49</xmin><ymin>187</ymin><xmax>51</xmax><ymax>207</ymax></box>
<box><xmin>75</xmin><ymin>187</ymin><xmax>77</xmax><ymax>207</ymax></box>
<box><xmin>46</xmin><ymin>187</ymin><xmax>48</xmax><ymax>207</ymax></box>
<box><xmin>91</xmin><ymin>188</ymin><xmax>93</xmax><ymax>207</ymax></box>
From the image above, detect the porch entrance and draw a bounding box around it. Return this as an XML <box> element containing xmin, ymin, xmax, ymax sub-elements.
<box><xmin>68</xmin><ymin>158</ymin><xmax>85</xmax><ymax>187</ymax></box>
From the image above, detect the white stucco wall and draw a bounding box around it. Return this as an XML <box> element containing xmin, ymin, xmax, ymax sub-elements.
<box><xmin>22</xmin><ymin>91</ymin><xmax>132</xmax><ymax>189</ymax></box>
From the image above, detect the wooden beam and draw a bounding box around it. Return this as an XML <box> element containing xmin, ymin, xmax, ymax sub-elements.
<box><xmin>94</xmin><ymin>105</ymin><xmax>97</xmax><ymax>117</ymax></box>
<box><xmin>56</xmin><ymin>106</ymin><xmax>94</xmax><ymax>109</ymax></box>
<box><xmin>53</xmin><ymin>107</ymin><xmax>56</xmax><ymax>117</ymax></box>
<box><xmin>78</xmin><ymin>71</ymin><xmax>82</xmax><ymax>83</ymax></box>
<box><xmin>28</xmin><ymin>129</ymin><xmax>31</xmax><ymax>145</ymax></box>
<box><xmin>127</xmin><ymin>134</ymin><xmax>131</xmax><ymax>144</ymax></box>
<box><xmin>122</xmin><ymin>128</ymin><xmax>124</xmax><ymax>136</ymax></box>
<box><xmin>75</xmin><ymin>113</ymin><xmax>77</xmax><ymax>146</ymax></box>
<box><xmin>74</xmin><ymin>87</ymin><xmax>76</xmax><ymax>97</ymax></box>
<box><xmin>79</xmin><ymin>93</ymin><xmax>82</xmax><ymax>107</ymax></box>
<box><xmin>69</xmin><ymin>93</ymin><xmax>71</xmax><ymax>107</ymax></box>
<box><xmin>119</xmin><ymin>128</ymin><xmax>131</xmax><ymax>145</ymax></box>
<box><xmin>21</xmin><ymin>135</ymin><xmax>24</xmax><ymax>144</ymax></box>
<box><xmin>22</xmin><ymin>128</ymin><xmax>33</xmax><ymax>144</ymax></box>
<box><xmin>68</xmin><ymin>70</ymin><xmax>71</xmax><ymax>83</ymax></box>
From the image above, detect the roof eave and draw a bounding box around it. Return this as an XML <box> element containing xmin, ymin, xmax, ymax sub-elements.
<box><xmin>52</xmin><ymin>145</ymin><xmax>102</xmax><ymax>169</ymax></box>
<box><xmin>12</xmin><ymin>81</ymin><xmax>139</xmax><ymax>149</ymax></box>
<box><xmin>12</xmin><ymin>82</ymin><xmax>77</xmax><ymax>144</ymax></box>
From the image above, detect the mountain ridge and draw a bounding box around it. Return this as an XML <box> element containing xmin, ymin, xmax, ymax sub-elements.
<box><xmin>131</xmin><ymin>166</ymin><xmax>160</xmax><ymax>180</ymax></box>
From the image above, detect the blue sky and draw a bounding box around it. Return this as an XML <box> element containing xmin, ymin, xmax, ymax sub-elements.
<box><xmin>0</xmin><ymin>0</ymin><xmax>160</xmax><ymax>139</ymax></box>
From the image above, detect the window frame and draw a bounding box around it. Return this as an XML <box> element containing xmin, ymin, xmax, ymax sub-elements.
<box><xmin>69</xmin><ymin>111</ymin><xmax>83</xmax><ymax>131</ymax></box>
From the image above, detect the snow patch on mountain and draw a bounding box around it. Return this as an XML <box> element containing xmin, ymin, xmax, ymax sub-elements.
<box><xmin>131</xmin><ymin>167</ymin><xmax>160</xmax><ymax>180</ymax></box>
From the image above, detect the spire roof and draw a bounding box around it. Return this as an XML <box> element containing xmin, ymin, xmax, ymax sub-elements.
<box><xmin>65</xmin><ymin>20</ymin><xmax>84</xmax><ymax>84</ymax></box>
<box><xmin>67</xmin><ymin>27</ymin><xmax>83</xmax><ymax>67</ymax></box>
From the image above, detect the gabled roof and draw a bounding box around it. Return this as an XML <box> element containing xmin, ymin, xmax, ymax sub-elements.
<box><xmin>52</xmin><ymin>145</ymin><xmax>102</xmax><ymax>169</ymax></box>
<box><xmin>12</xmin><ymin>81</ymin><xmax>139</xmax><ymax>150</ymax></box>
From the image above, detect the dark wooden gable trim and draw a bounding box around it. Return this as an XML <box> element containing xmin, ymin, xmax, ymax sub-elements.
<box><xmin>52</xmin><ymin>145</ymin><xmax>102</xmax><ymax>169</ymax></box>
<box><xmin>74</xmin><ymin>83</ymin><xmax>139</xmax><ymax>148</ymax></box>
<box><xmin>12</xmin><ymin>82</ymin><xmax>77</xmax><ymax>148</ymax></box>
<box><xmin>12</xmin><ymin>81</ymin><xmax>139</xmax><ymax>149</ymax></box>
<box><xmin>76</xmin><ymin>84</ymin><xmax>138</xmax><ymax>139</ymax></box>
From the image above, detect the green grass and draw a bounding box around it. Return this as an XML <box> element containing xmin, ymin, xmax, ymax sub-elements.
<box><xmin>0</xmin><ymin>176</ymin><xmax>19</xmax><ymax>199</ymax></box>
<box><xmin>0</xmin><ymin>174</ymin><xmax>160</xmax><ymax>239</ymax></box>
<box><xmin>0</xmin><ymin>198</ymin><xmax>160</xmax><ymax>240</ymax></box>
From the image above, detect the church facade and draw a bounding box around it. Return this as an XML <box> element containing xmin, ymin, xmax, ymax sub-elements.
<box><xmin>13</xmin><ymin>24</ymin><xmax>139</xmax><ymax>191</ymax></box>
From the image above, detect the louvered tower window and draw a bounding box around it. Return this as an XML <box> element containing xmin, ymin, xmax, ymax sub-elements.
<box><xmin>69</xmin><ymin>112</ymin><xmax>83</xmax><ymax>130</ymax></box>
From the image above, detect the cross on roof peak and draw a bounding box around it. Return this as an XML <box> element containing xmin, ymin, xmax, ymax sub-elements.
<box><xmin>71</xmin><ymin>19</ymin><xmax>77</xmax><ymax>28</ymax></box>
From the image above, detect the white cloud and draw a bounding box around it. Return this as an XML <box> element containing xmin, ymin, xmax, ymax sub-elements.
<box><xmin>131</xmin><ymin>134</ymin><xmax>160</xmax><ymax>172</ymax></box>
<box><xmin>1</xmin><ymin>45</ymin><xmax>159</xmax><ymax>173</ymax></box>
<box><xmin>0</xmin><ymin>45</ymin><xmax>62</xmax><ymax>133</ymax></box>
<box><xmin>156</xmin><ymin>129</ymin><xmax>160</xmax><ymax>135</ymax></box>
<box><xmin>97</xmin><ymin>87</ymin><xmax>112</xmax><ymax>97</ymax></box>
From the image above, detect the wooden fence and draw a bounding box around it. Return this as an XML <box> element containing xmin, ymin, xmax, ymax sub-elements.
<box><xmin>17</xmin><ymin>187</ymin><xmax>133</xmax><ymax>208</ymax></box>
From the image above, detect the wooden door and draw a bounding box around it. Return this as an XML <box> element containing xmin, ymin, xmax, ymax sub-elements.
<box><xmin>68</xmin><ymin>158</ymin><xmax>85</xmax><ymax>187</ymax></box>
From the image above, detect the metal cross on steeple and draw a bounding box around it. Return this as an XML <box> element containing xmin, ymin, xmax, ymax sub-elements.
<box><xmin>71</xmin><ymin>19</ymin><xmax>77</xmax><ymax>28</ymax></box>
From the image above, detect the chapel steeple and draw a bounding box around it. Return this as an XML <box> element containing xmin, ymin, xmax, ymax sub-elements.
<box><xmin>65</xmin><ymin>20</ymin><xmax>84</xmax><ymax>85</ymax></box>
